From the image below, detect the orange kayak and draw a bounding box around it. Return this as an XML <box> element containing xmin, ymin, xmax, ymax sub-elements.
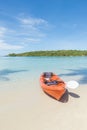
<box><xmin>40</xmin><ymin>72</ymin><xmax>66</xmax><ymax>100</ymax></box>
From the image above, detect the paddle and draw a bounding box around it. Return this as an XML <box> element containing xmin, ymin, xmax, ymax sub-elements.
<box><xmin>65</xmin><ymin>80</ymin><xmax>79</xmax><ymax>89</ymax></box>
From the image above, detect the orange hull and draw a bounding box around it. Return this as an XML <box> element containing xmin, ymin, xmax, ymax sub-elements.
<box><xmin>40</xmin><ymin>73</ymin><xmax>66</xmax><ymax>100</ymax></box>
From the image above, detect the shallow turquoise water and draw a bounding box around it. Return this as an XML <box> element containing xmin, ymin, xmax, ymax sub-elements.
<box><xmin>0</xmin><ymin>56</ymin><xmax>87</xmax><ymax>89</ymax></box>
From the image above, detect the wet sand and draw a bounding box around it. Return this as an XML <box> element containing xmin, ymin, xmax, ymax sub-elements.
<box><xmin>0</xmin><ymin>80</ymin><xmax>87</xmax><ymax>130</ymax></box>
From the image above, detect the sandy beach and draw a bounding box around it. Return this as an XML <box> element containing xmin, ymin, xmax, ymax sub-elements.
<box><xmin>0</xmin><ymin>79</ymin><xmax>87</xmax><ymax>130</ymax></box>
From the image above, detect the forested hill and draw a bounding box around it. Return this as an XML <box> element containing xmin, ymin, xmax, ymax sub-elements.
<box><xmin>8</xmin><ymin>50</ymin><xmax>87</xmax><ymax>56</ymax></box>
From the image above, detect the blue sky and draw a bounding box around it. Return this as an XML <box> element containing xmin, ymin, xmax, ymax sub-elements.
<box><xmin>0</xmin><ymin>0</ymin><xmax>87</xmax><ymax>55</ymax></box>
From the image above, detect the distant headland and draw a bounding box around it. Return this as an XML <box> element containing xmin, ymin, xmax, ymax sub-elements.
<box><xmin>8</xmin><ymin>50</ymin><xmax>87</xmax><ymax>56</ymax></box>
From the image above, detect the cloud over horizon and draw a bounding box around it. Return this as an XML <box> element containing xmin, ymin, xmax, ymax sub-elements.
<box><xmin>0</xmin><ymin>14</ymin><xmax>49</xmax><ymax>51</ymax></box>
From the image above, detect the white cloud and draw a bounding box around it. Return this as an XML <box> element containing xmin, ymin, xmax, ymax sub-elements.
<box><xmin>17</xmin><ymin>16</ymin><xmax>48</xmax><ymax>38</ymax></box>
<box><xmin>0</xmin><ymin>40</ymin><xmax>23</xmax><ymax>50</ymax></box>
<box><xmin>23</xmin><ymin>38</ymin><xmax>41</xmax><ymax>43</ymax></box>
<box><xmin>14</xmin><ymin>15</ymin><xmax>49</xmax><ymax>44</ymax></box>
<box><xmin>0</xmin><ymin>26</ymin><xmax>23</xmax><ymax>50</ymax></box>
<box><xmin>0</xmin><ymin>27</ymin><xmax>7</xmax><ymax>37</ymax></box>
<box><xmin>19</xmin><ymin>17</ymin><xmax>48</xmax><ymax>26</ymax></box>
<box><xmin>0</xmin><ymin>15</ymin><xmax>49</xmax><ymax>51</ymax></box>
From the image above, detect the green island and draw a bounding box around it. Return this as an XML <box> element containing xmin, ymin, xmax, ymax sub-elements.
<box><xmin>8</xmin><ymin>50</ymin><xmax>87</xmax><ymax>56</ymax></box>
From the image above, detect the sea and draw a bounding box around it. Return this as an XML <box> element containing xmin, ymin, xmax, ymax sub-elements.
<box><xmin>0</xmin><ymin>56</ymin><xmax>87</xmax><ymax>90</ymax></box>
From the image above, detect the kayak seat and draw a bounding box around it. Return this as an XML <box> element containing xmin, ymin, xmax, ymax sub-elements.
<box><xmin>43</xmin><ymin>72</ymin><xmax>53</xmax><ymax>78</ymax></box>
<box><xmin>45</xmin><ymin>80</ymin><xmax>58</xmax><ymax>86</ymax></box>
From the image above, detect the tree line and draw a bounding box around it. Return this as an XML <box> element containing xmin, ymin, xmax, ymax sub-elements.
<box><xmin>8</xmin><ymin>50</ymin><xmax>87</xmax><ymax>56</ymax></box>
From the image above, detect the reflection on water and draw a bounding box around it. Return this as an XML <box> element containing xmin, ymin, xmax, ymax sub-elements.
<box><xmin>59</xmin><ymin>68</ymin><xmax>87</xmax><ymax>84</ymax></box>
<box><xmin>0</xmin><ymin>69</ymin><xmax>27</xmax><ymax>81</ymax></box>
